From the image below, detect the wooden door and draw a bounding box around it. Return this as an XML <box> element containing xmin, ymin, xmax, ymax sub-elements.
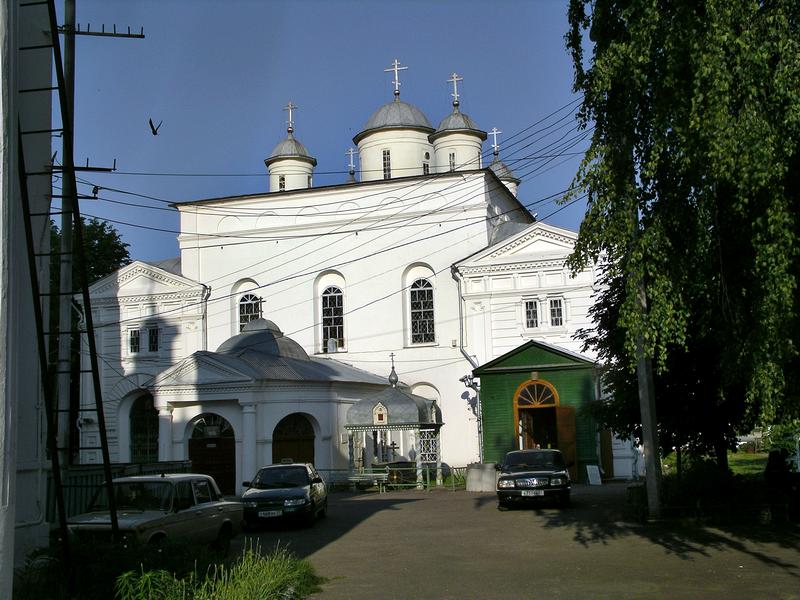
<box><xmin>555</xmin><ymin>406</ymin><xmax>577</xmax><ymax>481</ymax></box>
<box><xmin>272</xmin><ymin>414</ymin><xmax>315</xmax><ymax>465</ymax></box>
<box><xmin>188</xmin><ymin>437</ymin><xmax>236</xmax><ymax>495</ymax></box>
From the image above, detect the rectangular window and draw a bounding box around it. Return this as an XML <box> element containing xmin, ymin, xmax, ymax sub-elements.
<box><xmin>279</xmin><ymin>175</ymin><xmax>286</xmax><ymax>191</ymax></box>
<box><xmin>525</xmin><ymin>300</ymin><xmax>538</xmax><ymax>328</ymax></box>
<box><xmin>550</xmin><ymin>298</ymin><xmax>564</xmax><ymax>327</ymax></box>
<box><xmin>422</xmin><ymin>162</ymin><xmax>430</xmax><ymax>175</ymax></box>
<box><xmin>449</xmin><ymin>152</ymin><xmax>456</xmax><ymax>171</ymax></box>
<box><xmin>322</xmin><ymin>287</ymin><xmax>345</xmax><ymax>352</ymax></box>
<box><xmin>148</xmin><ymin>327</ymin><xmax>159</xmax><ymax>352</ymax></box>
<box><xmin>129</xmin><ymin>329</ymin><xmax>140</xmax><ymax>354</ymax></box>
<box><xmin>410</xmin><ymin>279</ymin><xmax>435</xmax><ymax>344</ymax></box>
<box><xmin>382</xmin><ymin>150</ymin><xmax>391</xmax><ymax>179</ymax></box>
<box><xmin>307</xmin><ymin>175</ymin><xmax>312</xmax><ymax>187</ymax></box>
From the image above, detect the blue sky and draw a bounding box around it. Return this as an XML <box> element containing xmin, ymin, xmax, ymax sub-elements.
<box><xmin>63</xmin><ymin>0</ymin><xmax>588</xmax><ymax>262</ymax></box>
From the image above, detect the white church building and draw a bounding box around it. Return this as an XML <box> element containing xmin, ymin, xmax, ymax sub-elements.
<box><xmin>80</xmin><ymin>63</ymin><xmax>633</xmax><ymax>493</ymax></box>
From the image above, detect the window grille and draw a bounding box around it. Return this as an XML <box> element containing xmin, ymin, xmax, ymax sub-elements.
<box><xmin>422</xmin><ymin>162</ymin><xmax>430</xmax><ymax>175</ymax></box>
<box><xmin>382</xmin><ymin>149</ymin><xmax>391</xmax><ymax>179</ymax></box>
<box><xmin>239</xmin><ymin>293</ymin><xmax>263</xmax><ymax>331</ymax></box>
<box><xmin>130</xmin><ymin>394</ymin><xmax>158</xmax><ymax>463</ymax></box>
<box><xmin>148</xmin><ymin>327</ymin><xmax>159</xmax><ymax>352</ymax></box>
<box><xmin>449</xmin><ymin>152</ymin><xmax>456</xmax><ymax>171</ymax></box>
<box><xmin>525</xmin><ymin>300</ymin><xmax>538</xmax><ymax>328</ymax></box>
<box><xmin>129</xmin><ymin>329</ymin><xmax>140</xmax><ymax>353</ymax></box>
<box><xmin>321</xmin><ymin>286</ymin><xmax>344</xmax><ymax>352</ymax></box>
<box><xmin>550</xmin><ymin>298</ymin><xmax>563</xmax><ymax>326</ymax></box>
<box><xmin>419</xmin><ymin>430</ymin><xmax>438</xmax><ymax>463</ymax></box>
<box><xmin>278</xmin><ymin>175</ymin><xmax>286</xmax><ymax>191</ymax></box>
<box><xmin>410</xmin><ymin>278</ymin><xmax>435</xmax><ymax>344</ymax></box>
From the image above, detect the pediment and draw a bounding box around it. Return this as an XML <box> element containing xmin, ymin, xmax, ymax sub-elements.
<box><xmin>90</xmin><ymin>261</ymin><xmax>203</xmax><ymax>299</ymax></box>
<box><xmin>457</xmin><ymin>223</ymin><xmax>577</xmax><ymax>267</ymax></box>
<box><xmin>151</xmin><ymin>353</ymin><xmax>254</xmax><ymax>388</ymax></box>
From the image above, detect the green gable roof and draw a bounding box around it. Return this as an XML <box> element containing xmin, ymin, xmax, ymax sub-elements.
<box><xmin>473</xmin><ymin>339</ymin><xmax>596</xmax><ymax>376</ymax></box>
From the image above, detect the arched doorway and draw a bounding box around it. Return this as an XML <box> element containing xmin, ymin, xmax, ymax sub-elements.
<box><xmin>130</xmin><ymin>393</ymin><xmax>158</xmax><ymax>464</ymax></box>
<box><xmin>188</xmin><ymin>414</ymin><xmax>235</xmax><ymax>494</ymax></box>
<box><xmin>273</xmin><ymin>413</ymin><xmax>315</xmax><ymax>464</ymax></box>
<box><xmin>513</xmin><ymin>379</ymin><xmax>577</xmax><ymax>480</ymax></box>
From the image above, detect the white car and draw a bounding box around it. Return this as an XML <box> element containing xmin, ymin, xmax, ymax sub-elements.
<box><xmin>67</xmin><ymin>473</ymin><xmax>242</xmax><ymax>554</ymax></box>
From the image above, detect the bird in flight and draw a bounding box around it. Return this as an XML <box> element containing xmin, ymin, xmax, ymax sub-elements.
<box><xmin>149</xmin><ymin>118</ymin><xmax>163</xmax><ymax>135</ymax></box>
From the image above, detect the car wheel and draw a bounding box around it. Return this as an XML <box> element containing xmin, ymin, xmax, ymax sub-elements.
<box><xmin>559</xmin><ymin>492</ymin><xmax>571</xmax><ymax>508</ymax></box>
<box><xmin>319</xmin><ymin>498</ymin><xmax>328</xmax><ymax>519</ymax></box>
<box><xmin>213</xmin><ymin>524</ymin><xmax>232</xmax><ymax>557</ymax></box>
<box><xmin>497</xmin><ymin>498</ymin><xmax>511</xmax><ymax>511</ymax></box>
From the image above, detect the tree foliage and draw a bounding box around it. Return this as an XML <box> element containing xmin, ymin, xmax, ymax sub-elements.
<box><xmin>566</xmin><ymin>0</ymin><xmax>800</xmax><ymax>439</ymax></box>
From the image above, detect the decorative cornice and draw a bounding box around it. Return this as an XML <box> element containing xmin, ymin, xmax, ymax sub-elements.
<box><xmin>91</xmin><ymin>289</ymin><xmax>206</xmax><ymax>306</ymax></box>
<box><xmin>459</xmin><ymin>259</ymin><xmax>570</xmax><ymax>275</ymax></box>
<box><xmin>486</xmin><ymin>228</ymin><xmax>576</xmax><ymax>261</ymax></box>
<box><xmin>92</xmin><ymin>262</ymin><xmax>202</xmax><ymax>296</ymax></box>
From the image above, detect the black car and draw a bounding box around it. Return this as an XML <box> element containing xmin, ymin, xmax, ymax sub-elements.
<box><xmin>242</xmin><ymin>463</ymin><xmax>328</xmax><ymax>527</ymax></box>
<box><xmin>495</xmin><ymin>449</ymin><xmax>571</xmax><ymax>508</ymax></box>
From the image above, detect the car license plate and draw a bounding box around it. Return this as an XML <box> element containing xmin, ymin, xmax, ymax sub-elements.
<box><xmin>258</xmin><ymin>510</ymin><xmax>282</xmax><ymax>518</ymax></box>
<box><xmin>521</xmin><ymin>490</ymin><xmax>544</xmax><ymax>497</ymax></box>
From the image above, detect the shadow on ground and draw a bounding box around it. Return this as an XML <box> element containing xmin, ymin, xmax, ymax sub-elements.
<box><xmin>518</xmin><ymin>483</ymin><xmax>800</xmax><ymax>575</ymax></box>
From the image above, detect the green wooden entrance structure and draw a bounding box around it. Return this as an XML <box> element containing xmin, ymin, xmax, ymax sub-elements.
<box><xmin>473</xmin><ymin>340</ymin><xmax>600</xmax><ymax>483</ymax></box>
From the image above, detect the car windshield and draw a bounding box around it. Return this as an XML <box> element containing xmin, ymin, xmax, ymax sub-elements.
<box><xmin>89</xmin><ymin>481</ymin><xmax>174</xmax><ymax>512</ymax></box>
<box><xmin>504</xmin><ymin>451</ymin><xmax>564</xmax><ymax>471</ymax></box>
<box><xmin>254</xmin><ymin>466</ymin><xmax>309</xmax><ymax>489</ymax></box>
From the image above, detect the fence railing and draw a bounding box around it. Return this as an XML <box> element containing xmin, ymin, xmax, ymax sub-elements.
<box><xmin>47</xmin><ymin>461</ymin><xmax>192</xmax><ymax>520</ymax></box>
<box><xmin>317</xmin><ymin>465</ymin><xmax>467</xmax><ymax>492</ymax></box>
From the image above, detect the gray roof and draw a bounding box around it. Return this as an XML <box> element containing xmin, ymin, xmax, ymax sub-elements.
<box><xmin>265</xmin><ymin>133</ymin><xmax>317</xmax><ymax>167</ymax></box>
<box><xmin>147</xmin><ymin>257</ymin><xmax>182</xmax><ymax>276</ymax></box>
<box><xmin>489</xmin><ymin>156</ymin><xmax>520</xmax><ymax>183</ymax></box>
<box><xmin>346</xmin><ymin>386</ymin><xmax>442</xmax><ymax>428</ymax></box>
<box><xmin>429</xmin><ymin>108</ymin><xmax>487</xmax><ymax>141</ymax></box>
<box><xmin>206</xmin><ymin>319</ymin><xmax>386</xmax><ymax>385</ymax></box>
<box><xmin>354</xmin><ymin>99</ymin><xmax>434</xmax><ymax>143</ymax></box>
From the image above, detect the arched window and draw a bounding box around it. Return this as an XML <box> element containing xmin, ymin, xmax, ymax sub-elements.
<box><xmin>130</xmin><ymin>394</ymin><xmax>158</xmax><ymax>463</ymax></box>
<box><xmin>410</xmin><ymin>278</ymin><xmax>435</xmax><ymax>344</ymax></box>
<box><xmin>239</xmin><ymin>293</ymin><xmax>262</xmax><ymax>331</ymax></box>
<box><xmin>321</xmin><ymin>286</ymin><xmax>344</xmax><ymax>352</ymax></box>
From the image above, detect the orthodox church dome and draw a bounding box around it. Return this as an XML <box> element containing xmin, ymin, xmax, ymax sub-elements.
<box><xmin>265</xmin><ymin>132</ymin><xmax>317</xmax><ymax>167</ymax></box>
<box><xmin>489</xmin><ymin>156</ymin><xmax>520</xmax><ymax>184</ymax></box>
<box><xmin>216</xmin><ymin>318</ymin><xmax>309</xmax><ymax>360</ymax></box>
<box><xmin>353</xmin><ymin>99</ymin><xmax>434</xmax><ymax>143</ymax></box>
<box><xmin>430</xmin><ymin>108</ymin><xmax>486</xmax><ymax>141</ymax></box>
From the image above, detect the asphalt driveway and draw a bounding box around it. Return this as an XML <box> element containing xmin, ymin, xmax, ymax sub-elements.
<box><xmin>235</xmin><ymin>482</ymin><xmax>800</xmax><ymax>599</ymax></box>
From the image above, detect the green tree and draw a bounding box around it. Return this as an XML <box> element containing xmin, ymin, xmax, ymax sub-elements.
<box><xmin>566</xmin><ymin>0</ymin><xmax>800</xmax><ymax>465</ymax></box>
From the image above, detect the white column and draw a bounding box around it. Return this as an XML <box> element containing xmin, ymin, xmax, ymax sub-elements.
<box><xmin>241</xmin><ymin>404</ymin><xmax>257</xmax><ymax>489</ymax></box>
<box><xmin>158</xmin><ymin>407</ymin><xmax>173</xmax><ymax>461</ymax></box>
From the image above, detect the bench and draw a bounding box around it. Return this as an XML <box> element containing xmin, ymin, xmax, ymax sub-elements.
<box><xmin>347</xmin><ymin>471</ymin><xmax>389</xmax><ymax>493</ymax></box>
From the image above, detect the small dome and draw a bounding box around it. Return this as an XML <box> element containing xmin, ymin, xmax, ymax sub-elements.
<box><xmin>265</xmin><ymin>133</ymin><xmax>317</xmax><ymax>167</ymax></box>
<box><xmin>489</xmin><ymin>156</ymin><xmax>520</xmax><ymax>184</ymax></box>
<box><xmin>354</xmin><ymin>100</ymin><xmax>433</xmax><ymax>143</ymax></box>
<box><xmin>430</xmin><ymin>109</ymin><xmax>487</xmax><ymax>141</ymax></box>
<box><xmin>216</xmin><ymin>318</ymin><xmax>309</xmax><ymax>360</ymax></box>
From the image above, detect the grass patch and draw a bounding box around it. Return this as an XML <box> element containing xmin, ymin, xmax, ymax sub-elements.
<box><xmin>14</xmin><ymin>538</ymin><xmax>324</xmax><ymax>600</ymax></box>
<box><xmin>116</xmin><ymin>545</ymin><xmax>324</xmax><ymax>600</ymax></box>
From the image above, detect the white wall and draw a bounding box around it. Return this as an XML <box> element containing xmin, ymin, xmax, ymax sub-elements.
<box><xmin>357</xmin><ymin>129</ymin><xmax>433</xmax><ymax>182</ymax></box>
<box><xmin>177</xmin><ymin>172</ymin><xmax>530</xmax><ymax>465</ymax></box>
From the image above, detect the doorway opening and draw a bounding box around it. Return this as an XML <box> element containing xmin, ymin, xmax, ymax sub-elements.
<box><xmin>188</xmin><ymin>413</ymin><xmax>235</xmax><ymax>494</ymax></box>
<box><xmin>273</xmin><ymin>413</ymin><xmax>315</xmax><ymax>465</ymax></box>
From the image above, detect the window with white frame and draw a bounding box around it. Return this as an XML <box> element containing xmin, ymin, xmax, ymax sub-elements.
<box><xmin>549</xmin><ymin>298</ymin><xmax>564</xmax><ymax>327</ymax></box>
<box><xmin>382</xmin><ymin>149</ymin><xmax>391</xmax><ymax>179</ymax></box>
<box><xmin>525</xmin><ymin>300</ymin><xmax>538</xmax><ymax>329</ymax></box>
<box><xmin>148</xmin><ymin>326</ymin><xmax>159</xmax><ymax>352</ymax></box>
<box><xmin>129</xmin><ymin>329</ymin><xmax>140</xmax><ymax>353</ymax></box>
<box><xmin>278</xmin><ymin>175</ymin><xmax>286</xmax><ymax>191</ymax></box>
<box><xmin>410</xmin><ymin>278</ymin><xmax>435</xmax><ymax>344</ymax></box>
<box><xmin>448</xmin><ymin>152</ymin><xmax>456</xmax><ymax>171</ymax></box>
<box><xmin>239</xmin><ymin>293</ymin><xmax>263</xmax><ymax>331</ymax></box>
<box><xmin>321</xmin><ymin>286</ymin><xmax>344</xmax><ymax>352</ymax></box>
